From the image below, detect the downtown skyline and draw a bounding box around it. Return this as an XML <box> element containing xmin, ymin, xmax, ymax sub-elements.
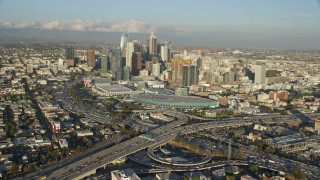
<box><xmin>0</xmin><ymin>0</ymin><xmax>320</xmax><ymax>50</ymax></box>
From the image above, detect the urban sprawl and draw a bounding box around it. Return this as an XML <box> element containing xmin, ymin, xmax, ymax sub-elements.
<box><xmin>0</xmin><ymin>33</ymin><xmax>320</xmax><ymax>180</ymax></box>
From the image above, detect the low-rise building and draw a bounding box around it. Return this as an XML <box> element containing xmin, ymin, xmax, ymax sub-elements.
<box><xmin>111</xmin><ymin>169</ymin><xmax>140</xmax><ymax>180</ymax></box>
<box><xmin>253</xmin><ymin>124</ymin><xmax>267</xmax><ymax>131</ymax></box>
<box><xmin>76</xmin><ymin>130</ymin><xmax>94</xmax><ymax>137</ymax></box>
<box><xmin>263</xmin><ymin>134</ymin><xmax>315</xmax><ymax>152</ymax></box>
<box><xmin>59</xmin><ymin>139</ymin><xmax>68</xmax><ymax>148</ymax></box>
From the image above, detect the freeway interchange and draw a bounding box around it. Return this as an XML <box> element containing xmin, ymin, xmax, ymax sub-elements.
<box><xmin>25</xmin><ymin>78</ymin><xmax>320</xmax><ymax>180</ymax></box>
<box><xmin>46</xmin><ymin>113</ymin><xmax>320</xmax><ymax>180</ymax></box>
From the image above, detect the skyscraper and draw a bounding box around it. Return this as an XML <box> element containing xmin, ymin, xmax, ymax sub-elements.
<box><xmin>223</xmin><ymin>71</ymin><xmax>235</xmax><ymax>85</ymax></box>
<box><xmin>182</xmin><ymin>65</ymin><xmax>199</xmax><ymax>86</ymax></box>
<box><xmin>210</xmin><ymin>59</ymin><xmax>219</xmax><ymax>72</ymax></box>
<box><xmin>123</xmin><ymin>66</ymin><xmax>130</xmax><ymax>81</ymax></box>
<box><xmin>160</xmin><ymin>41</ymin><xmax>170</xmax><ymax>62</ymax></box>
<box><xmin>145</xmin><ymin>61</ymin><xmax>153</xmax><ymax>73</ymax></box>
<box><xmin>87</xmin><ymin>50</ymin><xmax>96</xmax><ymax>68</ymax></box>
<box><xmin>171</xmin><ymin>59</ymin><xmax>192</xmax><ymax>85</ymax></box>
<box><xmin>255</xmin><ymin>62</ymin><xmax>266</xmax><ymax>84</ymax></box>
<box><xmin>65</xmin><ymin>47</ymin><xmax>75</xmax><ymax>60</ymax></box>
<box><xmin>141</xmin><ymin>44</ymin><xmax>148</xmax><ymax>61</ymax></box>
<box><xmin>149</xmin><ymin>32</ymin><xmax>157</xmax><ymax>55</ymax></box>
<box><xmin>197</xmin><ymin>58</ymin><xmax>203</xmax><ymax>71</ymax></box>
<box><xmin>126</xmin><ymin>42</ymin><xmax>135</xmax><ymax>70</ymax></box>
<box><xmin>152</xmin><ymin>63</ymin><xmax>161</xmax><ymax>77</ymax></box>
<box><xmin>120</xmin><ymin>33</ymin><xmax>128</xmax><ymax>51</ymax></box>
<box><xmin>110</xmin><ymin>48</ymin><xmax>122</xmax><ymax>80</ymax></box>
<box><xmin>131</xmin><ymin>52</ymin><xmax>142</xmax><ymax>76</ymax></box>
<box><xmin>100</xmin><ymin>56</ymin><xmax>108</xmax><ymax>73</ymax></box>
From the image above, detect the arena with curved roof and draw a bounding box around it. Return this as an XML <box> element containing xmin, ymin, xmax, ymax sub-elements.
<box><xmin>132</xmin><ymin>94</ymin><xmax>218</xmax><ymax>108</ymax></box>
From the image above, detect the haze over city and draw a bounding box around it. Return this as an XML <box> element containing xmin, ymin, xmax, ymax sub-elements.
<box><xmin>1</xmin><ymin>0</ymin><xmax>320</xmax><ymax>49</ymax></box>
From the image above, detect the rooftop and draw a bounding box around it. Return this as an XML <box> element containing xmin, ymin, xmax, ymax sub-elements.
<box><xmin>111</xmin><ymin>169</ymin><xmax>140</xmax><ymax>180</ymax></box>
<box><xmin>134</xmin><ymin>94</ymin><xmax>214</xmax><ymax>104</ymax></box>
<box><xmin>100</xmin><ymin>85</ymin><xmax>133</xmax><ymax>93</ymax></box>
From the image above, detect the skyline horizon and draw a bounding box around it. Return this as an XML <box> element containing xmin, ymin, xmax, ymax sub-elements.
<box><xmin>1</xmin><ymin>0</ymin><xmax>320</xmax><ymax>50</ymax></box>
<box><xmin>1</xmin><ymin>28</ymin><xmax>320</xmax><ymax>51</ymax></box>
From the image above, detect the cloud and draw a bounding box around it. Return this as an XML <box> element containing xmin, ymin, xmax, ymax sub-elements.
<box><xmin>0</xmin><ymin>19</ymin><xmax>186</xmax><ymax>34</ymax></box>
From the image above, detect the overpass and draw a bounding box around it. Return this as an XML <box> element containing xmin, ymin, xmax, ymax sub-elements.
<box><xmin>44</xmin><ymin>115</ymin><xmax>305</xmax><ymax>180</ymax></box>
<box><xmin>34</xmin><ymin>76</ymin><xmax>320</xmax><ymax>179</ymax></box>
<box><xmin>146</xmin><ymin>139</ymin><xmax>212</xmax><ymax>167</ymax></box>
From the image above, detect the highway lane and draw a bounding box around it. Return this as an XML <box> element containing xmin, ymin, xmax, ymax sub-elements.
<box><xmin>43</xmin><ymin>110</ymin><xmax>320</xmax><ymax>180</ymax></box>
<box><xmin>46</xmin><ymin>112</ymin><xmax>189</xmax><ymax>179</ymax></box>
<box><xmin>35</xmin><ymin>75</ymin><xmax>320</xmax><ymax>179</ymax></box>
<box><xmin>46</xmin><ymin>118</ymin><xmax>273</xmax><ymax>179</ymax></box>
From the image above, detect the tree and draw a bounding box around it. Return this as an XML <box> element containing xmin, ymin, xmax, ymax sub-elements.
<box><xmin>85</xmin><ymin>139</ymin><xmax>93</xmax><ymax>148</ymax></box>
<box><xmin>226</xmin><ymin>175</ymin><xmax>235</xmax><ymax>180</ymax></box>
<box><xmin>10</xmin><ymin>163</ymin><xmax>19</xmax><ymax>176</ymax></box>
<box><xmin>291</xmin><ymin>166</ymin><xmax>307</xmax><ymax>180</ymax></box>
<box><xmin>28</xmin><ymin>164</ymin><xmax>37</xmax><ymax>173</ymax></box>
<box><xmin>47</xmin><ymin>148</ymin><xmax>59</xmax><ymax>161</ymax></box>
<box><xmin>254</xmin><ymin>141</ymin><xmax>264</xmax><ymax>150</ymax></box>
<box><xmin>265</xmin><ymin>146</ymin><xmax>276</xmax><ymax>155</ymax></box>
<box><xmin>249</xmin><ymin>164</ymin><xmax>259</xmax><ymax>174</ymax></box>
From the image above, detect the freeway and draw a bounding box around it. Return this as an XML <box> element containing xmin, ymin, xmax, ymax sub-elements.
<box><xmin>54</xmin><ymin>78</ymin><xmax>111</xmax><ymax>125</ymax></box>
<box><xmin>45</xmin><ymin>111</ymin><xmax>189</xmax><ymax>180</ymax></box>
<box><xmin>31</xmin><ymin>75</ymin><xmax>320</xmax><ymax>179</ymax></box>
<box><xmin>45</xmin><ymin>113</ymin><xmax>314</xmax><ymax>180</ymax></box>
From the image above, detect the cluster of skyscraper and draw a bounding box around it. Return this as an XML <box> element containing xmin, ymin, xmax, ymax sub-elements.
<box><xmin>65</xmin><ymin>38</ymin><xmax>270</xmax><ymax>88</ymax></box>
<box><xmin>99</xmin><ymin>32</ymin><xmax>172</xmax><ymax>81</ymax></box>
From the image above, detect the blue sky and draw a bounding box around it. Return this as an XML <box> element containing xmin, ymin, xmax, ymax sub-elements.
<box><xmin>0</xmin><ymin>0</ymin><xmax>320</xmax><ymax>49</ymax></box>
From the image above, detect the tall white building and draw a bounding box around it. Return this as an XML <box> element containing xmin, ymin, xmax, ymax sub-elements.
<box><xmin>255</xmin><ymin>62</ymin><xmax>266</xmax><ymax>84</ymax></box>
<box><xmin>120</xmin><ymin>33</ymin><xmax>128</xmax><ymax>51</ymax></box>
<box><xmin>126</xmin><ymin>42</ymin><xmax>135</xmax><ymax>70</ymax></box>
<box><xmin>160</xmin><ymin>41</ymin><xmax>170</xmax><ymax>62</ymax></box>
<box><xmin>160</xmin><ymin>41</ymin><xmax>169</xmax><ymax>61</ymax></box>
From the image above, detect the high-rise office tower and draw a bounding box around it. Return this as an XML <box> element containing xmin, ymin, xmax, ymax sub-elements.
<box><xmin>171</xmin><ymin>59</ymin><xmax>192</xmax><ymax>85</ymax></box>
<box><xmin>123</xmin><ymin>66</ymin><xmax>130</xmax><ymax>81</ymax></box>
<box><xmin>145</xmin><ymin>61</ymin><xmax>153</xmax><ymax>73</ymax></box>
<box><xmin>152</xmin><ymin>63</ymin><xmax>161</xmax><ymax>77</ymax></box>
<box><xmin>87</xmin><ymin>50</ymin><xmax>96</xmax><ymax>68</ymax></box>
<box><xmin>126</xmin><ymin>42</ymin><xmax>135</xmax><ymax>70</ymax></box>
<box><xmin>197</xmin><ymin>58</ymin><xmax>203</xmax><ymax>71</ymax></box>
<box><xmin>160</xmin><ymin>41</ymin><xmax>169</xmax><ymax>62</ymax></box>
<box><xmin>223</xmin><ymin>71</ymin><xmax>235</xmax><ymax>85</ymax></box>
<box><xmin>125</xmin><ymin>40</ymin><xmax>140</xmax><ymax>71</ymax></box>
<box><xmin>255</xmin><ymin>62</ymin><xmax>266</xmax><ymax>84</ymax></box>
<box><xmin>133</xmin><ymin>40</ymin><xmax>140</xmax><ymax>52</ymax></box>
<box><xmin>182</xmin><ymin>65</ymin><xmax>199</xmax><ymax>86</ymax></box>
<box><xmin>149</xmin><ymin>32</ymin><xmax>157</xmax><ymax>55</ymax></box>
<box><xmin>120</xmin><ymin>33</ymin><xmax>128</xmax><ymax>51</ymax></box>
<box><xmin>131</xmin><ymin>52</ymin><xmax>142</xmax><ymax>76</ymax></box>
<box><xmin>100</xmin><ymin>56</ymin><xmax>108</xmax><ymax>73</ymax></box>
<box><xmin>110</xmin><ymin>48</ymin><xmax>122</xmax><ymax>80</ymax></box>
<box><xmin>65</xmin><ymin>47</ymin><xmax>75</xmax><ymax>60</ymax></box>
<box><xmin>141</xmin><ymin>44</ymin><xmax>148</xmax><ymax>61</ymax></box>
<box><xmin>210</xmin><ymin>59</ymin><xmax>219</xmax><ymax>72</ymax></box>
